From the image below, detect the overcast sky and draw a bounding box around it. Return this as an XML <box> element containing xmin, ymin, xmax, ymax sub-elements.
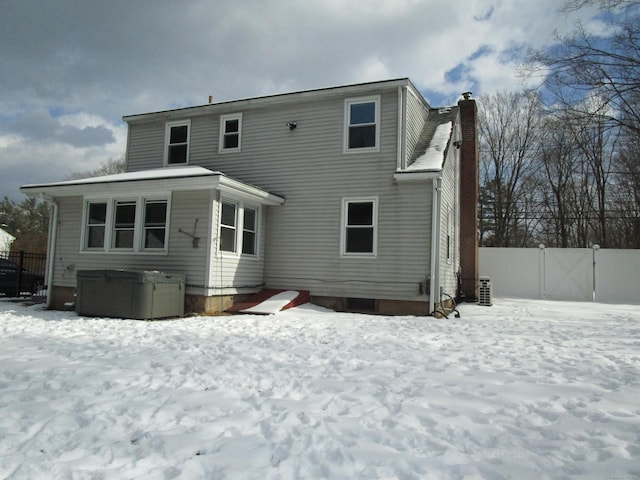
<box><xmin>1</xmin><ymin>0</ymin><xmax>603</xmax><ymax>201</ymax></box>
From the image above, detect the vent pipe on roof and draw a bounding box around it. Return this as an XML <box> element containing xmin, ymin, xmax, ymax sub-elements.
<box><xmin>208</xmin><ymin>96</ymin><xmax>214</xmax><ymax>104</ymax></box>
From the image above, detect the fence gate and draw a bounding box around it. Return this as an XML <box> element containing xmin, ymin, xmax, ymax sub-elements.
<box><xmin>479</xmin><ymin>246</ymin><xmax>640</xmax><ymax>304</ymax></box>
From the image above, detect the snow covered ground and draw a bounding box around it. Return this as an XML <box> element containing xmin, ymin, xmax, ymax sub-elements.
<box><xmin>0</xmin><ymin>298</ymin><xmax>639</xmax><ymax>480</ymax></box>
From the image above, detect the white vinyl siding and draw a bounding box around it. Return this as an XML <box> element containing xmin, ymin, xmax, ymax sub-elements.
<box><xmin>52</xmin><ymin>192</ymin><xmax>212</xmax><ymax>293</ymax></box>
<box><xmin>123</xmin><ymin>84</ymin><xmax>440</xmax><ymax>302</ymax></box>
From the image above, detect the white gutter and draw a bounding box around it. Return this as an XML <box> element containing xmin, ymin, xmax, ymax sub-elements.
<box><xmin>45</xmin><ymin>198</ymin><xmax>58</xmax><ymax>309</ymax></box>
<box><xmin>429</xmin><ymin>177</ymin><xmax>442</xmax><ymax>314</ymax></box>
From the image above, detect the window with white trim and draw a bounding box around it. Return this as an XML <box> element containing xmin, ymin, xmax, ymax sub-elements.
<box><xmin>143</xmin><ymin>200</ymin><xmax>168</xmax><ymax>249</ymax></box>
<box><xmin>219</xmin><ymin>113</ymin><xmax>242</xmax><ymax>152</ymax></box>
<box><xmin>112</xmin><ymin>200</ymin><xmax>136</xmax><ymax>249</ymax></box>
<box><xmin>341</xmin><ymin>197</ymin><xmax>378</xmax><ymax>256</ymax></box>
<box><xmin>242</xmin><ymin>206</ymin><xmax>257</xmax><ymax>255</ymax></box>
<box><xmin>85</xmin><ymin>201</ymin><xmax>107</xmax><ymax>249</ymax></box>
<box><xmin>344</xmin><ymin>96</ymin><xmax>380</xmax><ymax>152</ymax></box>
<box><xmin>165</xmin><ymin>121</ymin><xmax>190</xmax><ymax>165</ymax></box>
<box><xmin>446</xmin><ymin>207</ymin><xmax>452</xmax><ymax>263</ymax></box>
<box><xmin>81</xmin><ymin>196</ymin><xmax>170</xmax><ymax>253</ymax></box>
<box><xmin>219</xmin><ymin>201</ymin><xmax>237</xmax><ymax>252</ymax></box>
<box><xmin>218</xmin><ymin>200</ymin><xmax>259</xmax><ymax>256</ymax></box>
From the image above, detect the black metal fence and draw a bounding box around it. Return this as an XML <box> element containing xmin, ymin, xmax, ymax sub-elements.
<box><xmin>0</xmin><ymin>251</ymin><xmax>47</xmax><ymax>297</ymax></box>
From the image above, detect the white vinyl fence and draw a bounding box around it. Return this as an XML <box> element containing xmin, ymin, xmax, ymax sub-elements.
<box><xmin>479</xmin><ymin>246</ymin><xmax>640</xmax><ymax>304</ymax></box>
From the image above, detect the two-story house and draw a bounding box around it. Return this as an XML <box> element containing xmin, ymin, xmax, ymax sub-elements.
<box><xmin>21</xmin><ymin>78</ymin><xmax>479</xmax><ymax>316</ymax></box>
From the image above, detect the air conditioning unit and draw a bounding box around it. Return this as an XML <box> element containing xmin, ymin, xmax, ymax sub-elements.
<box><xmin>479</xmin><ymin>276</ymin><xmax>493</xmax><ymax>306</ymax></box>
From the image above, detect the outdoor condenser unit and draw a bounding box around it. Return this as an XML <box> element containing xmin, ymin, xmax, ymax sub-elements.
<box><xmin>479</xmin><ymin>276</ymin><xmax>493</xmax><ymax>306</ymax></box>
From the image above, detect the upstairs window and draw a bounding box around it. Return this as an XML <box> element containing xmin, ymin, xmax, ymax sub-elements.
<box><xmin>341</xmin><ymin>197</ymin><xmax>378</xmax><ymax>256</ymax></box>
<box><xmin>344</xmin><ymin>96</ymin><xmax>380</xmax><ymax>152</ymax></box>
<box><xmin>165</xmin><ymin>121</ymin><xmax>190</xmax><ymax>165</ymax></box>
<box><xmin>219</xmin><ymin>113</ymin><xmax>242</xmax><ymax>153</ymax></box>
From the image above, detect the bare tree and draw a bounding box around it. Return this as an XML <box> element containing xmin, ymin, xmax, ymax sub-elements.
<box><xmin>528</xmin><ymin>2</ymin><xmax>640</xmax><ymax>138</ymax></box>
<box><xmin>65</xmin><ymin>156</ymin><xmax>126</xmax><ymax>180</ymax></box>
<box><xmin>478</xmin><ymin>90</ymin><xmax>543</xmax><ymax>246</ymax></box>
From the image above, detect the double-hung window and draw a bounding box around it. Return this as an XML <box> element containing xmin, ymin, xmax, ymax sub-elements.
<box><xmin>242</xmin><ymin>206</ymin><xmax>257</xmax><ymax>255</ymax></box>
<box><xmin>143</xmin><ymin>200</ymin><xmax>168</xmax><ymax>249</ymax></box>
<box><xmin>165</xmin><ymin>120</ymin><xmax>190</xmax><ymax>165</ymax></box>
<box><xmin>82</xmin><ymin>196</ymin><xmax>170</xmax><ymax>253</ymax></box>
<box><xmin>341</xmin><ymin>197</ymin><xmax>378</xmax><ymax>256</ymax></box>
<box><xmin>219</xmin><ymin>200</ymin><xmax>258</xmax><ymax>256</ymax></box>
<box><xmin>219</xmin><ymin>113</ymin><xmax>242</xmax><ymax>153</ymax></box>
<box><xmin>344</xmin><ymin>96</ymin><xmax>380</xmax><ymax>152</ymax></box>
<box><xmin>219</xmin><ymin>201</ymin><xmax>237</xmax><ymax>252</ymax></box>
<box><xmin>85</xmin><ymin>201</ymin><xmax>107</xmax><ymax>249</ymax></box>
<box><xmin>112</xmin><ymin>200</ymin><xmax>136</xmax><ymax>249</ymax></box>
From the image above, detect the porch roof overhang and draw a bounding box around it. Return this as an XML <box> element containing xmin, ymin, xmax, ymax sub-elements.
<box><xmin>20</xmin><ymin>166</ymin><xmax>285</xmax><ymax>206</ymax></box>
<box><xmin>393</xmin><ymin>169</ymin><xmax>442</xmax><ymax>182</ymax></box>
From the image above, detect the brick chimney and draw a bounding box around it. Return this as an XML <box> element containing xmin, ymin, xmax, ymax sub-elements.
<box><xmin>458</xmin><ymin>92</ymin><xmax>479</xmax><ymax>301</ymax></box>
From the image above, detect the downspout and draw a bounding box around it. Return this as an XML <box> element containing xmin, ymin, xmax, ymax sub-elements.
<box><xmin>429</xmin><ymin>177</ymin><xmax>442</xmax><ymax>314</ymax></box>
<box><xmin>45</xmin><ymin>197</ymin><xmax>58</xmax><ymax>309</ymax></box>
<box><xmin>396</xmin><ymin>86</ymin><xmax>405</xmax><ymax>170</ymax></box>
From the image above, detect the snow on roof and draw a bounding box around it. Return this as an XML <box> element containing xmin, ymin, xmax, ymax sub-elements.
<box><xmin>21</xmin><ymin>166</ymin><xmax>220</xmax><ymax>189</ymax></box>
<box><xmin>406</xmin><ymin>121</ymin><xmax>452</xmax><ymax>172</ymax></box>
<box><xmin>20</xmin><ymin>166</ymin><xmax>285</xmax><ymax>205</ymax></box>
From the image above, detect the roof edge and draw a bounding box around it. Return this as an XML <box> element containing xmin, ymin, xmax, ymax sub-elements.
<box><xmin>123</xmin><ymin>78</ymin><xmax>412</xmax><ymax>122</ymax></box>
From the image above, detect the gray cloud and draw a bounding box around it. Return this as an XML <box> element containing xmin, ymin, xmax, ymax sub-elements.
<box><xmin>4</xmin><ymin>110</ymin><xmax>114</xmax><ymax>147</ymax></box>
<box><xmin>0</xmin><ymin>0</ymin><xmax>604</xmax><ymax>200</ymax></box>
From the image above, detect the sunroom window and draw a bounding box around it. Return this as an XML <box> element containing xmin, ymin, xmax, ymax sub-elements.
<box><xmin>219</xmin><ymin>200</ymin><xmax>259</xmax><ymax>256</ymax></box>
<box><xmin>219</xmin><ymin>201</ymin><xmax>237</xmax><ymax>252</ymax></box>
<box><xmin>82</xmin><ymin>196</ymin><xmax>170</xmax><ymax>253</ymax></box>
<box><xmin>112</xmin><ymin>200</ymin><xmax>136</xmax><ymax>249</ymax></box>
<box><xmin>143</xmin><ymin>200</ymin><xmax>168</xmax><ymax>249</ymax></box>
<box><xmin>85</xmin><ymin>202</ymin><xmax>107</xmax><ymax>249</ymax></box>
<box><xmin>242</xmin><ymin>206</ymin><xmax>257</xmax><ymax>255</ymax></box>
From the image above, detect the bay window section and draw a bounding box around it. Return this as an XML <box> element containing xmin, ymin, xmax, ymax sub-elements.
<box><xmin>219</xmin><ymin>201</ymin><xmax>237</xmax><ymax>252</ymax></box>
<box><xmin>218</xmin><ymin>200</ymin><xmax>259</xmax><ymax>256</ymax></box>
<box><xmin>242</xmin><ymin>206</ymin><xmax>257</xmax><ymax>255</ymax></box>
